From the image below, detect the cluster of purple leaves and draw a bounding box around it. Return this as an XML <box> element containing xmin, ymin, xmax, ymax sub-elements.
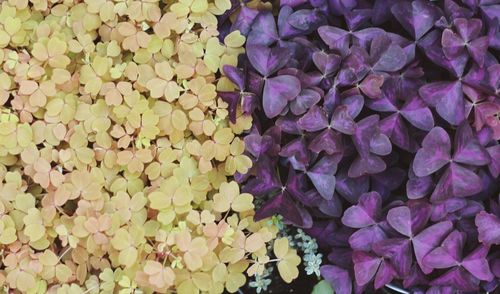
<box><xmin>218</xmin><ymin>0</ymin><xmax>500</xmax><ymax>293</ymax></box>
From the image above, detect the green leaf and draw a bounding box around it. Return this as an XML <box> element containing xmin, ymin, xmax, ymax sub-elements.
<box><xmin>312</xmin><ymin>280</ymin><xmax>334</xmax><ymax>294</ymax></box>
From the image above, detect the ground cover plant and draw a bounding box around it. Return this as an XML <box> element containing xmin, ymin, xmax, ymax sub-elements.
<box><xmin>0</xmin><ymin>0</ymin><xmax>305</xmax><ymax>293</ymax></box>
<box><xmin>218</xmin><ymin>0</ymin><xmax>500</xmax><ymax>293</ymax></box>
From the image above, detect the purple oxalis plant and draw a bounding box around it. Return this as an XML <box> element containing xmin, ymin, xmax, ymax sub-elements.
<box><xmin>218</xmin><ymin>0</ymin><xmax>500</xmax><ymax>292</ymax></box>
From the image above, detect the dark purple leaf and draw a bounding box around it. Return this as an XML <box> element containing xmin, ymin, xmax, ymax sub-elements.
<box><xmin>369</xmin><ymin>132</ymin><xmax>392</xmax><ymax>156</ymax></box>
<box><xmin>475</xmin><ymin>211</ymin><xmax>500</xmax><ymax>246</ymax></box>
<box><xmin>487</xmin><ymin>145</ymin><xmax>500</xmax><ymax>178</ymax></box>
<box><xmin>379</xmin><ymin>114</ymin><xmax>411</xmax><ymax>151</ymax></box>
<box><xmin>423</xmin><ymin>230</ymin><xmax>465</xmax><ymax>269</ymax></box>
<box><xmin>418</xmin><ymin>30</ymin><xmax>468</xmax><ymax>77</ymax></box>
<box><xmin>297</xmin><ymin>105</ymin><xmax>329</xmax><ymax>132</ymax></box>
<box><xmin>374</xmin><ymin>260</ymin><xmax>397</xmax><ymax>289</ymax></box>
<box><xmin>431</xmin><ymin>198</ymin><xmax>467</xmax><ymax>222</ymax></box>
<box><xmin>309</xmin><ymin>129</ymin><xmax>344</xmax><ymax>155</ymax></box>
<box><xmin>352</xmin><ymin>115</ymin><xmax>381</xmax><ymax>157</ymax></box>
<box><xmin>462</xmin><ymin>245</ymin><xmax>494</xmax><ymax>281</ymax></box>
<box><xmin>243</xmin><ymin>157</ymin><xmax>281</xmax><ymax>196</ymax></box>
<box><xmin>320</xmin><ymin>265</ymin><xmax>353</xmax><ymax>294</ymax></box>
<box><xmin>430</xmin><ymin>267</ymin><xmax>480</xmax><ymax>292</ymax></box>
<box><xmin>280</xmin><ymin>137</ymin><xmax>310</xmax><ymax>167</ymax></box>
<box><xmin>327</xmin><ymin>0</ymin><xmax>357</xmax><ymax>15</ymax></box>
<box><xmin>288</xmin><ymin>9</ymin><xmax>326</xmax><ymax>32</ymax></box>
<box><xmin>453</xmin><ymin>122</ymin><xmax>491</xmax><ymax>166</ymax></box>
<box><xmin>318</xmin><ymin>25</ymin><xmax>350</xmax><ymax>56</ymax></box>
<box><xmin>218</xmin><ymin>91</ymin><xmax>240</xmax><ymax>123</ymax></box>
<box><xmin>312</xmin><ymin>51</ymin><xmax>341</xmax><ymax>76</ymax></box>
<box><xmin>255</xmin><ymin>192</ymin><xmax>313</xmax><ymax>228</ymax></box>
<box><xmin>359</xmin><ymin>74</ymin><xmax>384</xmax><ymax>99</ymax></box>
<box><xmin>391</xmin><ymin>0</ymin><xmax>442</xmax><ymax>40</ymax></box>
<box><xmin>419</xmin><ymin>81</ymin><xmax>465</xmax><ymax>126</ymax></box>
<box><xmin>407</xmin><ymin>163</ymin><xmax>434</xmax><ymax>199</ymax></box>
<box><xmin>400</xmin><ymin>95</ymin><xmax>435</xmax><ymax>131</ymax></box>
<box><xmin>331</xmin><ymin>106</ymin><xmax>356</xmax><ymax>135</ymax></box>
<box><xmin>344</xmin><ymin>8</ymin><xmax>372</xmax><ymax>31</ymax></box>
<box><xmin>307</xmin><ymin>154</ymin><xmax>342</xmax><ymax>200</ymax></box>
<box><xmin>342</xmin><ymin>191</ymin><xmax>382</xmax><ymax>229</ymax></box>
<box><xmin>348</xmin><ymin>155</ymin><xmax>387</xmax><ymax>178</ymax></box>
<box><xmin>413</xmin><ymin>127</ymin><xmax>451</xmax><ymax>177</ymax></box>
<box><xmin>263</xmin><ymin>75</ymin><xmax>301</xmax><ymax>118</ymax></box>
<box><xmin>247</xmin><ymin>11</ymin><xmax>278</xmax><ymax>46</ymax></box>
<box><xmin>335</xmin><ymin>169</ymin><xmax>369</xmax><ymax>204</ymax></box>
<box><xmin>353</xmin><ymin>251</ymin><xmax>382</xmax><ymax>286</ymax></box>
<box><xmin>319</xmin><ymin>194</ymin><xmax>343</xmax><ymax>217</ymax></box>
<box><xmin>231</xmin><ymin>7</ymin><xmax>259</xmax><ymax>36</ymax></box>
<box><xmin>413</xmin><ymin>221</ymin><xmax>454</xmax><ymax>274</ymax></box>
<box><xmin>442</xmin><ymin>28</ymin><xmax>467</xmax><ymax>59</ymax></box>
<box><xmin>342</xmin><ymin>95</ymin><xmax>364</xmax><ymax>119</ymax></box>
<box><xmin>247</xmin><ymin>45</ymin><xmax>292</xmax><ymax>77</ymax></box>
<box><xmin>349</xmin><ymin>225</ymin><xmax>387</xmax><ymax>252</ymax></box>
<box><xmin>373</xmin><ymin>238</ymin><xmax>412</xmax><ymax>277</ymax></box>
<box><xmin>371</xmin><ymin>42</ymin><xmax>407</xmax><ymax>72</ymax></box>
<box><xmin>430</xmin><ymin>163</ymin><xmax>483</xmax><ymax>201</ymax></box>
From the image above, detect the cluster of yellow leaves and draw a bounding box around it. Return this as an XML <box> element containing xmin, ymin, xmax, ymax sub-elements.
<box><xmin>0</xmin><ymin>0</ymin><xmax>298</xmax><ymax>293</ymax></box>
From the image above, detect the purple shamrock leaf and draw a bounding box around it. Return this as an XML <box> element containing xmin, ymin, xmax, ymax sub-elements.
<box><xmin>262</xmin><ymin>75</ymin><xmax>302</xmax><ymax>118</ymax></box>
<box><xmin>391</xmin><ymin>0</ymin><xmax>442</xmax><ymax>40</ymax></box>
<box><xmin>359</xmin><ymin>74</ymin><xmax>384</xmax><ymax>99</ymax></box>
<box><xmin>423</xmin><ymin>232</ymin><xmax>494</xmax><ymax>281</ymax></box>
<box><xmin>486</xmin><ymin>144</ymin><xmax>500</xmax><ymax>178</ymax></box>
<box><xmin>348</xmin><ymin>115</ymin><xmax>392</xmax><ymax>177</ymax></box>
<box><xmin>368</xmin><ymin>93</ymin><xmax>434</xmax><ymax>151</ymax></box>
<box><xmin>452</xmin><ymin>118</ymin><xmax>491</xmax><ymax>165</ymax></box>
<box><xmin>280</xmin><ymin>138</ymin><xmax>311</xmax><ymax>171</ymax></box>
<box><xmin>344</xmin><ymin>8</ymin><xmax>372</xmax><ymax>31</ymax></box>
<box><xmin>290</xmin><ymin>88</ymin><xmax>323</xmax><ymax>116</ymax></box>
<box><xmin>337</xmin><ymin>47</ymin><xmax>371</xmax><ymax>86</ymax></box>
<box><xmin>317</xmin><ymin>25</ymin><xmax>351</xmax><ymax>57</ymax></box>
<box><xmin>342</xmin><ymin>192</ymin><xmax>387</xmax><ymax>251</ymax></box>
<box><xmin>342</xmin><ymin>191</ymin><xmax>382</xmax><ymax>228</ymax></box>
<box><xmin>219</xmin><ymin>65</ymin><xmax>258</xmax><ymax>123</ymax></box>
<box><xmin>327</xmin><ymin>0</ymin><xmax>357</xmax><ymax>16</ymax></box>
<box><xmin>287</xmin><ymin>8</ymin><xmax>327</xmax><ymax>33</ymax></box>
<box><xmin>430</xmin><ymin>198</ymin><xmax>467</xmax><ymax>222</ymax></box>
<box><xmin>442</xmin><ymin>18</ymin><xmax>489</xmax><ymax>66</ymax></box>
<box><xmin>352</xmin><ymin>251</ymin><xmax>397</xmax><ymax>288</ymax></box>
<box><xmin>430</xmin><ymin>267</ymin><xmax>480</xmax><ymax>292</ymax></box>
<box><xmin>254</xmin><ymin>191</ymin><xmax>313</xmax><ymax>228</ymax></box>
<box><xmin>373</xmin><ymin>203</ymin><xmax>432</xmax><ymax>275</ymax></box>
<box><xmin>419</xmin><ymin>81</ymin><xmax>466</xmax><ymax>126</ymax></box>
<box><xmin>475</xmin><ymin>211</ymin><xmax>500</xmax><ymax>246</ymax></box>
<box><xmin>372</xmin><ymin>238</ymin><xmax>412</xmax><ymax>277</ymax></box>
<box><xmin>423</xmin><ymin>230</ymin><xmax>466</xmax><ymax>269</ymax></box>
<box><xmin>312</xmin><ymin>50</ymin><xmax>341</xmax><ymax>79</ymax></box>
<box><xmin>335</xmin><ymin>167</ymin><xmax>369</xmax><ymax>204</ymax></box>
<box><xmin>369</xmin><ymin>34</ymin><xmax>408</xmax><ymax>73</ymax></box>
<box><xmin>413</xmin><ymin>221</ymin><xmax>454</xmax><ymax>274</ymax></box>
<box><xmin>320</xmin><ymin>265</ymin><xmax>352</xmax><ymax>294</ymax></box>
<box><xmin>231</xmin><ymin>6</ymin><xmax>259</xmax><ymax>36</ymax></box>
<box><xmin>242</xmin><ymin>156</ymin><xmax>282</xmax><ymax>196</ymax></box>
<box><xmin>462</xmin><ymin>245</ymin><xmax>494</xmax><ymax>281</ymax></box>
<box><xmin>435</xmin><ymin>0</ymin><xmax>474</xmax><ymax>29</ymax></box>
<box><xmin>407</xmin><ymin>162</ymin><xmax>435</xmax><ymax>199</ymax></box>
<box><xmin>247</xmin><ymin>45</ymin><xmax>292</xmax><ymax>77</ymax></box>
<box><xmin>243</xmin><ymin>126</ymin><xmax>281</xmax><ymax>159</ymax></box>
<box><xmin>247</xmin><ymin>11</ymin><xmax>279</xmax><ymax>46</ymax></box>
<box><xmin>418</xmin><ymin>29</ymin><xmax>469</xmax><ymax>77</ymax></box>
<box><xmin>414</xmin><ymin>124</ymin><xmax>490</xmax><ymax>201</ymax></box>
<box><xmin>306</xmin><ymin>154</ymin><xmax>342</xmax><ymax>200</ymax></box>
